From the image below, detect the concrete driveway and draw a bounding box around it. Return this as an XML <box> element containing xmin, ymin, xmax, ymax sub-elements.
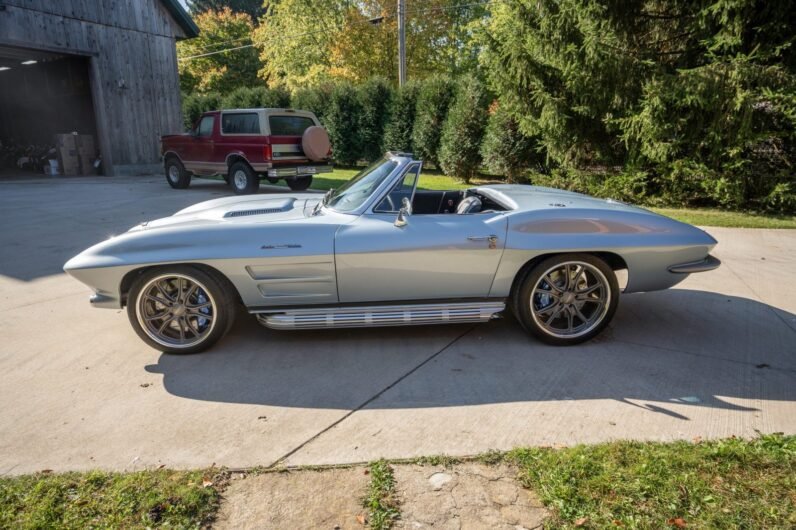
<box><xmin>0</xmin><ymin>175</ymin><xmax>794</xmax><ymax>475</ymax></box>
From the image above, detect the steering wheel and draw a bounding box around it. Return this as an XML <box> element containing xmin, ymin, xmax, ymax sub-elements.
<box><xmin>384</xmin><ymin>194</ymin><xmax>396</xmax><ymax>212</ymax></box>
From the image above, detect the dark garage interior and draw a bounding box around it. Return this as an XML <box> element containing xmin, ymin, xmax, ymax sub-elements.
<box><xmin>0</xmin><ymin>45</ymin><xmax>98</xmax><ymax>175</ymax></box>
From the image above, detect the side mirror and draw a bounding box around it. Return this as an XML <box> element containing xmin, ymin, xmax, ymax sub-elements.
<box><xmin>394</xmin><ymin>197</ymin><xmax>412</xmax><ymax>227</ymax></box>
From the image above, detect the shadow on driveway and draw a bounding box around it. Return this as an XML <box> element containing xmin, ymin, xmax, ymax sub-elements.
<box><xmin>145</xmin><ymin>289</ymin><xmax>796</xmax><ymax>419</ymax></box>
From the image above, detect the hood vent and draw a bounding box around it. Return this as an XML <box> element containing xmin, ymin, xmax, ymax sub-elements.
<box><xmin>224</xmin><ymin>200</ymin><xmax>294</xmax><ymax>218</ymax></box>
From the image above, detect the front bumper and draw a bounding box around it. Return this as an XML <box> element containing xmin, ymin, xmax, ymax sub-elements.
<box><xmin>668</xmin><ymin>254</ymin><xmax>721</xmax><ymax>274</ymax></box>
<box><xmin>266</xmin><ymin>165</ymin><xmax>333</xmax><ymax>178</ymax></box>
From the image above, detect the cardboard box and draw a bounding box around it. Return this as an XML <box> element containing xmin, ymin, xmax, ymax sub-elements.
<box><xmin>58</xmin><ymin>147</ymin><xmax>80</xmax><ymax>175</ymax></box>
<box><xmin>54</xmin><ymin>133</ymin><xmax>77</xmax><ymax>150</ymax></box>
<box><xmin>75</xmin><ymin>134</ymin><xmax>95</xmax><ymax>156</ymax></box>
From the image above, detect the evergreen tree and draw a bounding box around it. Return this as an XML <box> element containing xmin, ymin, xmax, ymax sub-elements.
<box><xmin>358</xmin><ymin>78</ymin><xmax>394</xmax><ymax>162</ymax></box>
<box><xmin>438</xmin><ymin>75</ymin><xmax>489</xmax><ymax>182</ymax></box>
<box><xmin>481</xmin><ymin>0</ymin><xmax>796</xmax><ymax>211</ymax></box>
<box><xmin>383</xmin><ymin>82</ymin><xmax>420</xmax><ymax>153</ymax></box>
<box><xmin>325</xmin><ymin>83</ymin><xmax>363</xmax><ymax>166</ymax></box>
<box><xmin>412</xmin><ymin>75</ymin><xmax>454</xmax><ymax>167</ymax></box>
<box><xmin>480</xmin><ymin>103</ymin><xmax>538</xmax><ymax>183</ymax></box>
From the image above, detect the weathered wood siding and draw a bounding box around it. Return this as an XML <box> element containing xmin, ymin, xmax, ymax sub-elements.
<box><xmin>0</xmin><ymin>0</ymin><xmax>189</xmax><ymax>174</ymax></box>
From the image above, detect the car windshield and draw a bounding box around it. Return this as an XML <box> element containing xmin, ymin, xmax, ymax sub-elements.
<box><xmin>325</xmin><ymin>157</ymin><xmax>398</xmax><ymax>212</ymax></box>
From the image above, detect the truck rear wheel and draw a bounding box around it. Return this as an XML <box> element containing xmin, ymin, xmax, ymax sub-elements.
<box><xmin>165</xmin><ymin>157</ymin><xmax>191</xmax><ymax>189</ymax></box>
<box><xmin>229</xmin><ymin>162</ymin><xmax>258</xmax><ymax>195</ymax></box>
<box><xmin>287</xmin><ymin>175</ymin><xmax>313</xmax><ymax>191</ymax></box>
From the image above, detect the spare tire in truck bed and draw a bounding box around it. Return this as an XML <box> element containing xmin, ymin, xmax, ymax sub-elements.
<box><xmin>302</xmin><ymin>126</ymin><xmax>331</xmax><ymax>162</ymax></box>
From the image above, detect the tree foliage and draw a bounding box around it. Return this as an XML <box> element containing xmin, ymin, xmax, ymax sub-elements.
<box><xmin>219</xmin><ymin>86</ymin><xmax>290</xmax><ymax>109</ymax></box>
<box><xmin>480</xmin><ymin>103</ymin><xmax>538</xmax><ymax>183</ymax></box>
<box><xmin>358</xmin><ymin>78</ymin><xmax>394</xmax><ymax>162</ymax></box>
<box><xmin>290</xmin><ymin>85</ymin><xmax>335</xmax><ymax>122</ymax></box>
<box><xmin>181</xmin><ymin>92</ymin><xmax>222</xmax><ymax>129</ymax></box>
<box><xmin>412</xmin><ymin>75</ymin><xmax>455</xmax><ymax>167</ymax></box>
<box><xmin>253</xmin><ymin>0</ymin><xmax>487</xmax><ymax>90</ymax></box>
<box><xmin>325</xmin><ymin>83</ymin><xmax>364</xmax><ymax>165</ymax></box>
<box><xmin>177</xmin><ymin>8</ymin><xmax>261</xmax><ymax>93</ymax></box>
<box><xmin>438</xmin><ymin>75</ymin><xmax>489</xmax><ymax>181</ymax></box>
<box><xmin>186</xmin><ymin>0</ymin><xmax>267</xmax><ymax>22</ymax></box>
<box><xmin>383</xmin><ymin>82</ymin><xmax>420</xmax><ymax>153</ymax></box>
<box><xmin>481</xmin><ymin>0</ymin><xmax>796</xmax><ymax>210</ymax></box>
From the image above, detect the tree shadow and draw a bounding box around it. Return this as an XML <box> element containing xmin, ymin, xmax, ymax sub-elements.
<box><xmin>145</xmin><ymin>290</ymin><xmax>796</xmax><ymax>418</ymax></box>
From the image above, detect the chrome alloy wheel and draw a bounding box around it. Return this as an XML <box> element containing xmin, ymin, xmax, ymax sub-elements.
<box><xmin>530</xmin><ymin>261</ymin><xmax>611</xmax><ymax>339</ymax></box>
<box><xmin>136</xmin><ymin>274</ymin><xmax>217</xmax><ymax>349</ymax></box>
<box><xmin>233</xmin><ymin>169</ymin><xmax>248</xmax><ymax>190</ymax></box>
<box><xmin>168</xmin><ymin>164</ymin><xmax>180</xmax><ymax>183</ymax></box>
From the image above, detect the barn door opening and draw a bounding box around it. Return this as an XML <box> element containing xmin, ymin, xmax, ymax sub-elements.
<box><xmin>0</xmin><ymin>46</ymin><xmax>99</xmax><ymax>177</ymax></box>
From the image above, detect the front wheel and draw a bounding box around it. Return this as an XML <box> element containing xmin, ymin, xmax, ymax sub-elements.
<box><xmin>165</xmin><ymin>157</ymin><xmax>191</xmax><ymax>189</ymax></box>
<box><xmin>127</xmin><ymin>266</ymin><xmax>236</xmax><ymax>354</ymax></box>
<box><xmin>513</xmin><ymin>254</ymin><xmax>619</xmax><ymax>345</ymax></box>
<box><xmin>286</xmin><ymin>175</ymin><xmax>312</xmax><ymax>191</ymax></box>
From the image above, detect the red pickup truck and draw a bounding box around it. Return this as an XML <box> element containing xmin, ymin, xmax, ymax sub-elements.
<box><xmin>161</xmin><ymin>108</ymin><xmax>332</xmax><ymax>194</ymax></box>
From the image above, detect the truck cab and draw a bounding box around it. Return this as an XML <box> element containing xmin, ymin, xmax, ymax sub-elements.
<box><xmin>161</xmin><ymin>108</ymin><xmax>332</xmax><ymax>194</ymax></box>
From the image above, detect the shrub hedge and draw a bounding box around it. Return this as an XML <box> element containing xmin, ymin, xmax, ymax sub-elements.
<box><xmin>181</xmin><ymin>72</ymin><xmax>795</xmax><ymax>213</ymax></box>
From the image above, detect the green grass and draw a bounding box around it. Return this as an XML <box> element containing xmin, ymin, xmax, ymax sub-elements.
<box><xmin>651</xmin><ymin>207</ymin><xmax>796</xmax><ymax>229</ymax></box>
<box><xmin>0</xmin><ymin>469</ymin><xmax>221</xmax><ymax>529</ymax></box>
<box><xmin>506</xmin><ymin>434</ymin><xmax>796</xmax><ymax>529</ymax></box>
<box><xmin>1</xmin><ymin>437</ymin><xmax>792</xmax><ymax>528</ymax></box>
<box><xmin>363</xmin><ymin>459</ymin><xmax>400</xmax><ymax>530</ymax></box>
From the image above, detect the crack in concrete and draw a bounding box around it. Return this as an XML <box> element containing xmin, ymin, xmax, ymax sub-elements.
<box><xmin>267</xmin><ymin>325</ymin><xmax>476</xmax><ymax>468</ymax></box>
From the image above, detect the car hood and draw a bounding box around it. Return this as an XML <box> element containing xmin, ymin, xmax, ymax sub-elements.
<box><xmin>130</xmin><ymin>193</ymin><xmax>324</xmax><ymax>232</ymax></box>
<box><xmin>479</xmin><ymin>184</ymin><xmax>656</xmax><ymax>215</ymax></box>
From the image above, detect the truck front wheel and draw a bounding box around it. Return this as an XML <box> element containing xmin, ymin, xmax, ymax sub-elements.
<box><xmin>165</xmin><ymin>158</ymin><xmax>191</xmax><ymax>189</ymax></box>
<box><xmin>287</xmin><ymin>175</ymin><xmax>313</xmax><ymax>191</ymax></box>
<box><xmin>229</xmin><ymin>162</ymin><xmax>259</xmax><ymax>195</ymax></box>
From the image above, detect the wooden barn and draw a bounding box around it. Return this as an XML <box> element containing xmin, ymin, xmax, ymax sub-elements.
<box><xmin>0</xmin><ymin>0</ymin><xmax>198</xmax><ymax>176</ymax></box>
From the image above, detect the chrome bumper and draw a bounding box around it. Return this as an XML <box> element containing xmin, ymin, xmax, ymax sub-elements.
<box><xmin>266</xmin><ymin>165</ymin><xmax>333</xmax><ymax>178</ymax></box>
<box><xmin>90</xmin><ymin>292</ymin><xmax>121</xmax><ymax>309</ymax></box>
<box><xmin>668</xmin><ymin>255</ymin><xmax>721</xmax><ymax>274</ymax></box>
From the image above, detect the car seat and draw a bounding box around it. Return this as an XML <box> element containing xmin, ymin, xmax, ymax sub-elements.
<box><xmin>456</xmin><ymin>196</ymin><xmax>482</xmax><ymax>214</ymax></box>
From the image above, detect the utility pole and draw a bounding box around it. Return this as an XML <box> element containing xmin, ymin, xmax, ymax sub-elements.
<box><xmin>397</xmin><ymin>0</ymin><xmax>406</xmax><ymax>86</ymax></box>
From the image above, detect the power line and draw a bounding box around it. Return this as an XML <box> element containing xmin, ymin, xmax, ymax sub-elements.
<box><xmin>178</xmin><ymin>1</ymin><xmax>501</xmax><ymax>62</ymax></box>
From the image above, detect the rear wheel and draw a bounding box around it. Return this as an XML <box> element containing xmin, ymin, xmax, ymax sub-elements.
<box><xmin>165</xmin><ymin>157</ymin><xmax>191</xmax><ymax>189</ymax></box>
<box><xmin>229</xmin><ymin>162</ymin><xmax>258</xmax><ymax>195</ymax></box>
<box><xmin>127</xmin><ymin>266</ymin><xmax>236</xmax><ymax>354</ymax></box>
<box><xmin>513</xmin><ymin>254</ymin><xmax>619</xmax><ymax>345</ymax></box>
<box><xmin>286</xmin><ymin>175</ymin><xmax>312</xmax><ymax>191</ymax></box>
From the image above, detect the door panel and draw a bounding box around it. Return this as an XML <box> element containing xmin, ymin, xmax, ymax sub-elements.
<box><xmin>335</xmin><ymin>213</ymin><xmax>508</xmax><ymax>303</ymax></box>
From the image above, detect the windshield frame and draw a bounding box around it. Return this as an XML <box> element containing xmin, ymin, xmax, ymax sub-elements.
<box><xmin>323</xmin><ymin>153</ymin><xmax>414</xmax><ymax>215</ymax></box>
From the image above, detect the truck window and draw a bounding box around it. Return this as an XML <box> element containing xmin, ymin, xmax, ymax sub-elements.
<box><xmin>222</xmin><ymin>113</ymin><xmax>260</xmax><ymax>134</ymax></box>
<box><xmin>269</xmin><ymin>115</ymin><xmax>315</xmax><ymax>136</ymax></box>
<box><xmin>197</xmin><ymin>116</ymin><xmax>214</xmax><ymax>137</ymax></box>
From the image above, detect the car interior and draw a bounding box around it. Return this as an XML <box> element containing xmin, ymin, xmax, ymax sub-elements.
<box><xmin>379</xmin><ymin>188</ymin><xmax>511</xmax><ymax>215</ymax></box>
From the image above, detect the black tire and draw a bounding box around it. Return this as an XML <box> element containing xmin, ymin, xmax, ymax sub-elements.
<box><xmin>512</xmin><ymin>253</ymin><xmax>619</xmax><ymax>346</ymax></box>
<box><xmin>165</xmin><ymin>157</ymin><xmax>191</xmax><ymax>189</ymax></box>
<box><xmin>228</xmin><ymin>162</ymin><xmax>259</xmax><ymax>195</ymax></box>
<box><xmin>126</xmin><ymin>265</ymin><xmax>236</xmax><ymax>354</ymax></box>
<box><xmin>286</xmin><ymin>175</ymin><xmax>313</xmax><ymax>191</ymax></box>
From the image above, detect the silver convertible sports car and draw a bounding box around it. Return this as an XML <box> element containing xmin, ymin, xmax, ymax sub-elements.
<box><xmin>65</xmin><ymin>152</ymin><xmax>720</xmax><ymax>353</ymax></box>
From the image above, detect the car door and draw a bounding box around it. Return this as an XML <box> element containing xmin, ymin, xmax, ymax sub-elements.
<box><xmin>334</xmin><ymin>164</ymin><xmax>508</xmax><ymax>303</ymax></box>
<box><xmin>186</xmin><ymin>114</ymin><xmax>217</xmax><ymax>174</ymax></box>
